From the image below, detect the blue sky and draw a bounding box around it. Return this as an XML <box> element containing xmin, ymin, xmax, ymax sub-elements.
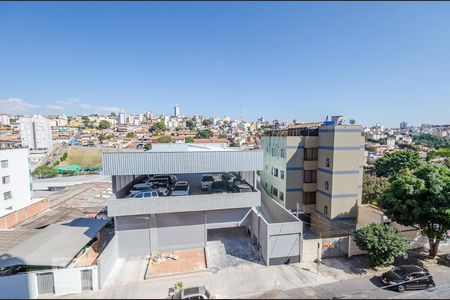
<box><xmin>1</xmin><ymin>2</ymin><xmax>450</xmax><ymax>127</ymax></box>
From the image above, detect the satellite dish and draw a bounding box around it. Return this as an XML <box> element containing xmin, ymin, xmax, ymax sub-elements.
<box><xmin>349</xmin><ymin>119</ymin><xmax>356</xmax><ymax>125</ymax></box>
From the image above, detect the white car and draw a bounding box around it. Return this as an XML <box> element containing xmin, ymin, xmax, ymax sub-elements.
<box><xmin>201</xmin><ymin>174</ymin><xmax>214</xmax><ymax>190</ymax></box>
<box><xmin>171</xmin><ymin>181</ymin><xmax>190</xmax><ymax>196</ymax></box>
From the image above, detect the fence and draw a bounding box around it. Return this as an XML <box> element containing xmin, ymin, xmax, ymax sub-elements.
<box><xmin>0</xmin><ymin>266</ymin><xmax>98</xmax><ymax>299</ymax></box>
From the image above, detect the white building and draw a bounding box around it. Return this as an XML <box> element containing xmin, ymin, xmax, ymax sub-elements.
<box><xmin>0</xmin><ymin>148</ymin><xmax>33</xmax><ymax>217</ymax></box>
<box><xmin>0</xmin><ymin>115</ymin><xmax>10</xmax><ymax>125</ymax></box>
<box><xmin>19</xmin><ymin>116</ymin><xmax>53</xmax><ymax>150</ymax></box>
<box><xmin>387</xmin><ymin>137</ymin><xmax>396</xmax><ymax>149</ymax></box>
<box><xmin>117</xmin><ymin>113</ymin><xmax>126</xmax><ymax>125</ymax></box>
<box><xmin>174</xmin><ymin>104</ymin><xmax>180</xmax><ymax>117</ymax></box>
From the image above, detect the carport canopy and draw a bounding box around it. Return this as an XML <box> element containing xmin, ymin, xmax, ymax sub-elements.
<box><xmin>0</xmin><ymin>218</ymin><xmax>107</xmax><ymax>269</ymax></box>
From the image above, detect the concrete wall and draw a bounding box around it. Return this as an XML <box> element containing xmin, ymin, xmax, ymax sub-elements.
<box><xmin>0</xmin><ymin>266</ymin><xmax>98</xmax><ymax>299</ymax></box>
<box><xmin>108</xmin><ymin>191</ymin><xmax>261</xmax><ymax>217</ymax></box>
<box><xmin>115</xmin><ymin>215</ymin><xmax>152</xmax><ymax>257</ymax></box>
<box><xmin>0</xmin><ymin>272</ymin><xmax>38</xmax><ymax>299</ymax></box>
<box><xmin>156</xmin><ymin>211</ymin><xmax>205</xmax><ymax>251</ymax></box>
<box><xmin>302</xmin><ymin>238</ymin><xmax>322</xmax><ymax>262</ymax></box>
<box><xmin>260</xmin><ymin>186</ymin><xmax>299</xmax><ymax>223</ymax></box>
<box><xmin>268</xmin><ymin>222</ymin><xmax>302</xmax><ymax>264</ymax></box>
<box><xmin>97</xmin><ymin>236</ymin><xmax>118</xmax><ymax>288</ymax></box>
<box><xmin>115</xmin><ymin>208</ymin><xmax>255</xmax><ymax>258</ymax></box>
<box><xmin>50</xmin><ymin>266</ymin><xmax>98</xmax><ymax>295</ymax></box>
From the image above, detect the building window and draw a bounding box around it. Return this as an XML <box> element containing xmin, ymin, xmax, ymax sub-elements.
<box><xmin>0</xmin><ymin>160</ymin><xmax>8</xmax><ymax>168</ymax></box>
<box><xmin>272</xmin><ymin>187</ymin><xmax>278</xmax><ymax>197</ymax></box>
<box><xmin>279</xmin><ymin>191</ymin><xmax>284</xmax><ymax>201</ymax></box>
<box><xmin>303</xmin><ymin>192</ymin><xmax>316</xmax><ymax>205</ymax></box>
<box><xmin>280</xmin><ymin>149</ymin><xmax>286</xmax><ymax>158</ymax></box>
<box><xmin>304</xmin><ymin>170</ymin><xmax>317</xmax><ymax>183</ymax></box>
<box><xmin>326</xmin><ymin>158</ymin><xmax>330</xmax><ymax>168</ymax></box>
<box><xmin>2</xmin><ymin>176</ymin><xmax>10</xmax><ymax>184</ymax></box>
<box><xmin>304</xmin><ymin>148</ymin><xmax>318</xmax><ymax>161</ymax></box>
<box><xmin>272</xmin><ymin>147</ymin><xmax>275</xmax><ymax>157</ymax></box>
<box><xmin>280</xmin><ymin>170</ymin><xmax>285</xmax><ymax>179</ymax></box>
<box><xmin>265</xmin><ymin>164</ymin><xmax>268</xmax><ymax>170</ymax></box>
<box><xmin>273</xmin><ymin>168</ymin><xmax>279</xmax><ymax>177</ymax></box>
<box><xmin>4</xmin><ymin>191</ymin><xmax>12</xmax><ymax>200</ymax></box>
<box><xmin>324</xmin><ymin>205</ymin><xmax>328</xmax><ymax>216</ymax></box>
<box><xmin>325</xmin><ymin>181</ymin><xmax>329</xmax><ymax>191</ymax></box>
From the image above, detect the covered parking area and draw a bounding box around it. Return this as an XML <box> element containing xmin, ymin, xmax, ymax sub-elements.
<box><xmin>102</xmin><ymin>147</ymin><xmax>303</xmax><ymax>271</ymax></box>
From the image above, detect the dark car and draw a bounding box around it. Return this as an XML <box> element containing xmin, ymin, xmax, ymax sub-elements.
<box><xmin>381</xmin><ymin>265</ymin><xmax>435</xmax><ymax>293</ymax></box>
<box><xmin>209</xmin><ymin>181</ymin><xmax>229</xmax><ymax>194</ymax></box>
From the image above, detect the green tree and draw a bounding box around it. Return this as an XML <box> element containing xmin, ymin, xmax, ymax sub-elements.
<box><xmin>374</xmin><ymin>150</ymin><xmax>421</xmax><ymax>177</ymax></box>
<box><xmin>32</xmin><ymin>166</ymin><xmax>57</xmax><ymax>178</ymax></box>
<box><xmin>98</xmin><ymin>120</ymin><xmax>111</xmax><ymax>130</ymax></box>
<box><xmin>126</xmin><ymin>132</ymin><xmax>137</xmax><ymax>138</ymax></box>
<box><xmin>60</xmin><ymin>152</ymin><xmax>68</xmax><ymax>161</ymax></box>
<box><xmin>185</xmin><ymin>136</ymin><xmax>194</xmax><ymax>143</ymax></box>
<box><xmin>196</xmin><ymin>129</ymin><xmax>213</xmax><ymax>139</ymax></box>
<box><xmin>144</xmin><ymin>143</ymin><xmax>152</xmax><ymax>150</ymax></box>
<box><xmin>53</xmin><ymin>160</ymin><xmax>60</xmax><ymax>166</ymax></box>
<box><xmin>362</xmin><ymin>173</ymin><xmax>390</xmax><ymax>206</ymax></box>
<box><xmin>202</xmin><ymin>119</ymin><xmax>213</xmax><ymax>126</ymax></box>
<box><xmin>98</xmin><ymin>134</ymin><xmax>113</xmax><ymax>141</ymax></box>
<box><xmin>354</xmin><ymin>224</ymin><xmax>408</xmax><ymax>267</ymax></box>
<box><xmin>379</xmin><ymin>164</ymin><xmax>450</xmax><ymax>258</ymax></box>
<box><xmin>185</xmin><ymin>120</ymin><xmax>196</xmax><ymax>130</ymax></box>
<box><xmin>151</xmin><ymin>121</ymin><xmax>166</xmax><ymax>132</ymax></box>
<box><xmin>157</xmin><ymin>136</ymin><xmax>172</xmax><ymax>143</ymax></box>
<box><xmin>413</xmin><ymin>133</ymin><xmax>450</xmax><ymax>149</ymax></box>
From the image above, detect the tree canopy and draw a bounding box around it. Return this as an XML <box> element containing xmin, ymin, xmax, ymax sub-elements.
<box><xmin>362</xmin><ymin>173</ymin><xmax>390</xmax><ymax>206</ymax></box>
<box><xmin>413</xmin><ymin>133</ymin><xmax>450</xmax><ymax>149</ymax></box>
<box><xmin>126</xmin><ymin>132</ymin><xmax>137</xmax><ymax>138</ymax></box>
<box><xmin>185</xmin><ymin>120</ymin><xmax>196</xmax><ymax>130</ymax></box>
<box><xmin>202</xmin><ymin>119</ymin><xmax>213</xmax><ymax>126</ymax></box>
<box><xmin>151</xmin><ymin>121</ymin><xmax>166</xmax><ymax>132</ymax></box>
<box><xmin>374</xmin><ymin>150</ymin><xmax>421</xmax><ymax>177</ymax></box>
<box><xmin>32</xmin><ymin>166</ymin><xmax>57</xmax><ymax>178</ymax></box>
<box><xmin>184</xmin><ymin>136</ymin><xmax>194</xmax><ymax>143</ymax></box>
<box><xmin>354</xmin><ymin>224</ymin><xmax>408</xmax><ymax>267</ymax></box>
<box><xmin>157</xmin><ymin>136</ymin><xmax>172</xmax><ymax>143</ymax></box>
<box><xmin>97</xmin><ymin>120</ymin><xmax>111</xmax><ymax>130</ymax></box>
<box><xmin>379</xmin><ymin>163</ymin><xmax>450</xmax><ymax>257</ymax></box>
<box><xmin>196</xmin><ymin>129</ymin><xmax>213</xmax><ymax>139</ymax></box>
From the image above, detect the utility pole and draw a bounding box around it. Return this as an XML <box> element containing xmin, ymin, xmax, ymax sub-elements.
<box><xmin>316</xmin><ymin>241</ymin><xmax>321</xmax><ymax>274</ymax></box>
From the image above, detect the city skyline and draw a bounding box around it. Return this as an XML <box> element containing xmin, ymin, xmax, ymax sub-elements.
<box><xmin>1</xmin><ymin>2</ymin><xmax>450</xmax><ymax>127</ymax></box>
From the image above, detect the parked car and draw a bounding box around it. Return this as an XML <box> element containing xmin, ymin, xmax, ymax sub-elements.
<box><xmin>209</xmin><ymin>181</ymin><xmax>229</xmax><ymax>194</ymax></box>
<box><xmin>381</xmin><ymin>265</ymin><xmax>435</xmax><ymax>293</ymax></box>
<box><xmin>171</xmin><ymin>286</ymin><xmax>211</xmax><ymax>299</ymax></box>
<box><xmin>131</xmin><ymin>178</ymin><xmax>170</xmax><ymax>196</ymax></box>
<box><xmin>152</xmin><ymin>174</ymin><xmax>178</xmax><ymax>187</ymax></box>
<box><xmin>201</xmin><ymin>174</ymin><xmax>215</xmax><ymax>190</ymax></box>
<box><xmin>171</xmin><ymin>181</ymin><xmax>190</xmax><ymax>196</ymax></box>
<box><xmin>131</xmin><ymin>191</ymin><xmax>159</xmax><ymax>198</ymax></box>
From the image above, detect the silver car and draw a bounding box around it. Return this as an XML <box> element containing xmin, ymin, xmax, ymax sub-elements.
<box><xmin>171</xmin><ymin>286</ymin><xmax>211</xmax><ymax>299</ymax></box>
<box><xmin>171</xmin><ymin>181</ymin><xmax>190</xmax><ymax>196</ymax></box>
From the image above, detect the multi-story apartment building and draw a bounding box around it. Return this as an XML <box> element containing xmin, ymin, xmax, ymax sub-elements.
<box><xmin>0</xmin><ymin>148</ymin><xmax>32</xmax><ymax>218</ymax></box>
<box><xmin>19</xmin><ymin>116</ymin><xmax>53</xmax><ymax>150</ymax></box>
<box><xmin>261</xmin><ymin>118</ymin><xmax>364</xmax><ymax>237</ymax></box>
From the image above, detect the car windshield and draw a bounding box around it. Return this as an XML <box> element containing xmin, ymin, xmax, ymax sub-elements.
<box><xmin>202</xmin><ymin>176</ymin><xmax>214</xmax><ymax>182</ymax></box>
<box><xmin>211</xmin><ymin>182</ymin><xmax>227</xmax><ymax>191</ymax></box>
<box><xmin>392</xmin><ymin>267</ymin><xmax>410</xmax><ymax>277</ymax></box>
<box><xmin>174</xmin><ymin>185</ymin><xmax>187</xmax><ymax>191</ymax></box>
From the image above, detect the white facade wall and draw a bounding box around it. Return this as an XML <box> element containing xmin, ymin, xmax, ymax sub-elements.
<box><xmin>19</xmin><ymin>116</ymin><xmax>53</xmax><ymax>150</ymax></box>
<box><xmin>0</xmin><ymin>148</ymin><xmax>33</xmax><ymax>217</ymax></box>
<box><xmin>0</xmin><ymin>115</ymin><xmax>10</xmax><ymax>125</ymax></box>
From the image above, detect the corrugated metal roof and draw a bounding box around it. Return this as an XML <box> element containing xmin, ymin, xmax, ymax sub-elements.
<box><xmin>0</xmin><ymin>218</ymin><xmax>107</xmax><ymax>268</ymax></box>
<box><xmin>102</xmin><ymin>150</ymin><xmax>263</xmax><ymax>175</ymax></box>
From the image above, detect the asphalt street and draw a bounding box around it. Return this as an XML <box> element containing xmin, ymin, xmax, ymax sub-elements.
<box><xmin>245</xmin><ymin>264</ymin><xmax>450</xmax><ymax>299</ymax></box>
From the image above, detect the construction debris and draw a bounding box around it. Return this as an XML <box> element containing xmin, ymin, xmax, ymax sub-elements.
<box><xmin>150</xmin><ymin>251</ymin><xmax>179</xmax><ymax>264</ymax></box>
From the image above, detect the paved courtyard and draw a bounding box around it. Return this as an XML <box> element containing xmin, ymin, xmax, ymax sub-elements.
<box><xmin>206</xmin><ymin>227</ymin><xmax>261</xmax><ymax>269</ymax></box>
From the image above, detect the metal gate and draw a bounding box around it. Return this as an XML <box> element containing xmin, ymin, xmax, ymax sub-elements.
<box><xmin>37</xmin><ymin>272</ymin><xmax>55</xmax><ymax>295</ymax></box>
<box><xmin>80</xmin><ymin>269</ymin><xmax>93</xmax><ymax>291</ymax></box>
<box><xmin>322</xmin><ymin>236</ymin><xmax>349</xmax><ymax>258</ymax></box>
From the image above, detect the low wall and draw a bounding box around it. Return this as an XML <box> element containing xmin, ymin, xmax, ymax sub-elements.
<box><xmin>97</xmin><ymin>235</ymin><xmax>118</xmax><ymax>288</ymax></box>
<box><xmin>0</xmin><ymin>199</ymin><xmax>49</xmax><ymax>229</ymax></box>
<box><xmin>49</xmin><ymin>266</ymin><xmax>98</xmax><ymax>295</ymax></box>
<box><xmin>302</xmin><ymin>238</ymin><xmax>322</xmax><ymax>262</ymax></box>
<box><xmin>0</xmin><ymin>273</ymin><xmax>38</xmax><ymax>299</ymax></box>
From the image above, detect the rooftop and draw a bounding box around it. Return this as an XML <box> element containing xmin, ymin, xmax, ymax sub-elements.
<box><xmin>0</xmin><ymin>218</ymin><xmax>107</xmax><ymax>269</ymax></box>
